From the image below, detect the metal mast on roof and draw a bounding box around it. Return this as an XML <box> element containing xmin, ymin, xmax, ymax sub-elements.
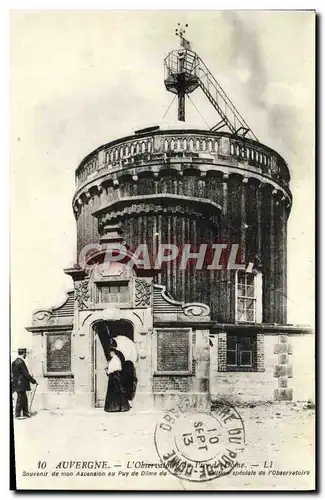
<box><xmin>164</xmin><ymin>24</ymin><xmax>258</xmax><ymax>141</ymax></box>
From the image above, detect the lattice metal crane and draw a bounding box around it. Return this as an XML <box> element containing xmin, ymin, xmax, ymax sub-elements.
<box><xmin>164</xmin><ymin>24</ymin><xmax>258</xmax><ymax>142</ymax></box>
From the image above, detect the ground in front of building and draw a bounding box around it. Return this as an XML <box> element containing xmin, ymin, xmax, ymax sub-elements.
<box><xmin>13</xmin><ymin>402</ymin><xmax>315</xmax><ymax>491</ymax></box>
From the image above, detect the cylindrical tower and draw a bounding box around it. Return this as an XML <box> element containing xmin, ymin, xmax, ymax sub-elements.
<box><xmin>73</xmin><ymin>126</ymin><xmax>292</xmax><ymax>325</ymax></box>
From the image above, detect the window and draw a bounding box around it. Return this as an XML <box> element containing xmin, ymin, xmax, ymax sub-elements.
<box><xmin>236</xmin><ymin>270</ymin><xmax>263</xmax><ymax>323</ymax></box>
<box><xmin>217</xmin><ymin>331</ymin><xmax>264</xmax><ymax>372</ymax></box>
<box><xmin>98</xmin><ymin>283</ymin><xmax>130</xmax><ymax>303</ymax></box>
<box><xmin>236</xmin><ymin>272</ymin><xmax>256</xmax><ymax>322</ymax></box>
<box><xmin>226</xmin><ymin>334</ymin><xmax>256</xmax><ymax>370</ymax></box>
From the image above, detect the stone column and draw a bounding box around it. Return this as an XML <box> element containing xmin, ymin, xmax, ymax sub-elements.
<box><xmin>191</xmin><ymin>329</ymin><xmax>210</xmax><ymax>410</ymax></box>
<box><xmin>72</xmin><ymin>311</ymin><xmax>93</xmax><ymax>408</ymax></box>
<box><xmin>29</xmin><ymin>332</ymin><xmax>46</xmax><ymax>410</ymax></box>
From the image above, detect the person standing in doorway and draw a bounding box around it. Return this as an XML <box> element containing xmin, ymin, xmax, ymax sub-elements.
<box><xmin>113</xmin><ymin>333</ymin><xmax>138</xmax><ymax>406</ymax></box>
<box><xmin>11</xmin><ymin>348</ymin><xmax>38</xmax><ymax>419</ymax></box>
<box><xmin>104</xmin><ymin>348</ymin><xmax>130</xmax><ymax>413</ymax></box>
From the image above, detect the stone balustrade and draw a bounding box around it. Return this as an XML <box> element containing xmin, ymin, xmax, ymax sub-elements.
<box><xmin>75</xmin><ymin>129</ymin><xmax>290</xmax><ymax>192</ymax></box>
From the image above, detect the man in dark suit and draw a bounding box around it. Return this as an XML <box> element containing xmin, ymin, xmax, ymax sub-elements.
<box><xmin>11</xmin><ymin>348</ymin><xmax>38</xmax><ymax>419</ymax></box>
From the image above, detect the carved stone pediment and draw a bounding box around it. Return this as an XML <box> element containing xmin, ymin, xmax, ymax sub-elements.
<box><xmin>31</xmin><ymin>291</ymin><xmax>75</xmax><ymax>326</ymax></box>
<box><xmin>91</xmin><ymin>261</ymin><xmax>133</xmax><ymax>282</ymax></box>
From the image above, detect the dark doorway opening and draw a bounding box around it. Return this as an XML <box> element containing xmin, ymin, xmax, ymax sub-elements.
<box><xmin>93</xmin><ymin>320</ymin><xmax>136</xmax><ymax>407</ymax></box>
<box><xmin>93</xmin><ymin>320</ymin><xmax>134</xmax><ymax>361</ymax></box>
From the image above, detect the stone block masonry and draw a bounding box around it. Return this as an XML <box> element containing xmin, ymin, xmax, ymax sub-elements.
<box><xmin>273</xmin><ymin>335</ymin><xmax>293</xmax><ymax>401</ymax></box>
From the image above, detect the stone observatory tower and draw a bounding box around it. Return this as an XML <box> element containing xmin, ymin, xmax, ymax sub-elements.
<box><xmin>27</xmin><ymin>27</ymin><xmax>311</xmax><ymax>411</ymax></box>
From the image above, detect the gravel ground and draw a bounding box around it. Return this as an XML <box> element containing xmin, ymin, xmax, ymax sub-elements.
<box><xmin>13</xmin><ymin>402</ymin><xmax>315</xmax><ymax>491</ymax></box>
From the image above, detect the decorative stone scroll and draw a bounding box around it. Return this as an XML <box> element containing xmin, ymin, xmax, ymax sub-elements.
<box><xmin>46</xmin><ymin>333</ymin><xmax>71</xmax><ymax>373</ymax></box>
<box><xmin>183</xmin><ymin>304</ymin><xmax>210</xmax><ymax>317</ymax></box>
<box><xmin>74</xmin><ymin>280</ymin><xmax>90</xmax><ymax>310</ymax></box>
<box><xmin>153</xmin><ymin>284</ymin><xmax>211</xmax><ymax>321</ymax></box>
<box><xmin>33</xmin><ymin>309</ymin><xmax>52</xmax><ymax>323</ymax></box>
<box><xmin>134</xmin><ymin>279</ymin><xmax>152</xmax><ymax>307</ymax></box>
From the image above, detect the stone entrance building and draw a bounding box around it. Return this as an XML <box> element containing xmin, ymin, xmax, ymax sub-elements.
<box><xmin>26</xmin><ymin>125</ymin><xmax>313</xmax><ymax>410</ymax></box>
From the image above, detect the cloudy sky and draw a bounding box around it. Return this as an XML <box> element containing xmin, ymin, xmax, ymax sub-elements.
<box><xmin>10</xmin><ymin>10</ymin><xmax>315</xmax><ymax>348</ymax></box>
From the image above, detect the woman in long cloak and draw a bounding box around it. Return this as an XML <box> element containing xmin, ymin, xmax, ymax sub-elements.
<box><xmin>113</xmin><ymin>335</ymin><xmax>138</xmax><ymax>403</ymax></box>
<box><xmin>104</xmin><ymin>349</ymin><xmax>130</xmax><ymax>413</ymax></box>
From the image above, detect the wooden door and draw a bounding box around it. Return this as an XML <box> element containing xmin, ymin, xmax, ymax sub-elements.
<box><xmin>94</xmin><ymin>335</ymin><xmax>108</xmax><ymax>407</ymax></box>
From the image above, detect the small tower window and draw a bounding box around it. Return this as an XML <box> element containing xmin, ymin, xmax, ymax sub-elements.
<box><xmin>235</xmin><ymin>270</ymin><xmax>262</xmax><ymax>323</ymax></box>
<box><xmin>98</xmin><ymin>282</ymin><xmax>130</xmax><ymax>304</ymax></box>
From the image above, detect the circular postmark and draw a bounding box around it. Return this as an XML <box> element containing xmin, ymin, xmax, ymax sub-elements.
<box><xmin>154</xmin><ymin>399</ymin><xmax>245</xmax><ymax>482</ymax></box>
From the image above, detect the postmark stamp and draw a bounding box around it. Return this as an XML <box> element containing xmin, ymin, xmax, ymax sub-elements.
<box><xmin>154</xmin><ymin>399</ymin><xmax>245</xmax><ymax>482</ymax></box>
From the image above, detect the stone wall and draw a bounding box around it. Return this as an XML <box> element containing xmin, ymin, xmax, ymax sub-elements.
<box><xmin>153</xmin><ymin>328</ymin><xmax>210</xmax><ymax>410</ymax></box>
<box><xmin>210</xmin><ymin>332</ymin><xmax>314</xmax><ymax>403</ymax></box>
<box><xmin>210</xmin><ymin>334</ymin><xmax>276</xmax><ymax>404</ymax></box>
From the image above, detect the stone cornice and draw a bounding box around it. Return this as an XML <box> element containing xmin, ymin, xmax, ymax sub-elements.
<box><xmin>93</xmin><ymin>193</ymin><xmax>222</xmax><ymax>217</ymax></box>
<box><xmin>93</xmin><ymin>194</ymin><xmax>222</xmax><ymax>229</ymax></box>
<box><xmin>72</xmin><ymin>161</ymin><xmax>292</xmax><ymax>213</ymax></box>
<box><xmin>26</xmin><ymin>324</ymin><xmax>73</xmax><ymax>333</ymax></box>
<box><xmin>64</xmin><ymin>266</ymin><xmax>88</xmax><ymax>281</ymax></box>
<box><xmin>153</xmin><ymin>321</ymin><xmax>313</xmax><ymax>334</ymax></box>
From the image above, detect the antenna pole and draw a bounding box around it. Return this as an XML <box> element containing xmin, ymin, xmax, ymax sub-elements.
<box><xmin>177</xmin><ymin>66</ymin><xmax>186</xmax><ymax>121</ymax></box>
<box><xmin>178</xmin><ymin>91</ymin><xmax>185</xmax><ymax>121</ymax></box>
<box><xmin>174</xmin><ymin>23</ymin><xmax>189</xmax><ymax>122</ymax></box>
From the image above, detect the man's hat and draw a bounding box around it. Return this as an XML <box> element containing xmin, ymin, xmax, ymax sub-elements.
<box><xmin>18</xmin><ymin>348</ymin><xmax>27</xmax><ymax>355</ymax></box>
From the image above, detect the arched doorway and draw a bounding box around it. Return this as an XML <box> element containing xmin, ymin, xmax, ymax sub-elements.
<box><xmin>92</xmin><ymin>320</ymin><xmax>136</xmax><ymax>407</ymax></box>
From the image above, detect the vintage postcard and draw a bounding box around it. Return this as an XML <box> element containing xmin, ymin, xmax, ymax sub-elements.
<box><xmin>10</xmin><ymin>10</ymin><xmax>315</xmax><ymax>491</ymax></box>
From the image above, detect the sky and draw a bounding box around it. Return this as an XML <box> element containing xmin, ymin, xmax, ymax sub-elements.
<box><xmin>10</xmin><ymin>10</ymin><xmax>315</xmax><ymax>348</ymax></box>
